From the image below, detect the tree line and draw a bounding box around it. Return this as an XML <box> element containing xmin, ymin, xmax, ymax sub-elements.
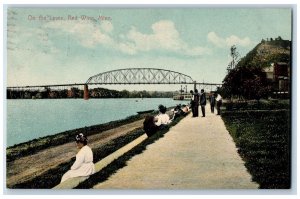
<box><xmin>7</xmin><ymin>87</ymin><xmax>174</xmax><ymax>99</ymax></box>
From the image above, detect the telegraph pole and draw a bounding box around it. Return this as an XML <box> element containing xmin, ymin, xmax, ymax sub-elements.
<box><xmin>227</xmin><ymin>45</ymin><xmax>240</xmax><ymax>73</ymax></box>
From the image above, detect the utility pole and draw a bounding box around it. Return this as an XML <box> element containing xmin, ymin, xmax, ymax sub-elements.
<box><xmin>227</xmin><ymin>45</ymin><xmax>240</xmax><ymax>73</ymax></box>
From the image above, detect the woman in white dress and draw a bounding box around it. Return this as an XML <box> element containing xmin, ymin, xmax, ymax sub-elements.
<box><xmin>154</xmin><ymin>105</ymin><xmax>171</xmax><ymax>127</ymax></box>
<box><xmin>61</xmin><ymin>133</ymin><xmax>95</xmax><ymax>183</ymax></box>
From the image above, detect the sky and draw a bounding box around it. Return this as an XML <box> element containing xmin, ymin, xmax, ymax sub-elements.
<box><xmin>6</xmin><ymin>6</ymin><xmax>292</xmax><ymax>91</ymax></box>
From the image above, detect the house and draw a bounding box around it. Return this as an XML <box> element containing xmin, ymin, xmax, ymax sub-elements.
<box><xmin>263</xmin><ymin>62</ymin><xmax>290</xmax><ymax>97</ymax></box>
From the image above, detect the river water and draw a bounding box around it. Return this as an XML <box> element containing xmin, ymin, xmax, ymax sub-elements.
<box><xmin>6</xmin><ymin>98</ymin><xmax>182</xmax><ymax>147</ymax></box>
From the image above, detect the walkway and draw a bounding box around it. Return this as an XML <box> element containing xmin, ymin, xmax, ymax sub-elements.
<box><xmin>93</xmin><ymin>106</ymin><xmax>258</xmax><ymax>189</ymax></box>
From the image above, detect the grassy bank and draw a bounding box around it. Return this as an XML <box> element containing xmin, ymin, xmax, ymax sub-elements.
<box><xmin>10</xmin><ymin>127</ymin><xmax>145</xmax><ymax>189</ymax></box>
<box><xmin>7</xmin><ymin>113</ymin><xmax>149</xmax><ymax>162</ymax></box>
<box><xmin>222</xmin><ymin>109</ymin><xmax>291</xmax><ymax>189</ymax></box>
<box><xmin>9</xmin><ymin>111</ymin><xmax>188</xmax><ymax>189</ymax></box>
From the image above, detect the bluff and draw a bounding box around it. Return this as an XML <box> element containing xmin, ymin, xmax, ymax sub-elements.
<box><xmin>237</xmin><ymin>37</ymin><xmax>291</xmax><ymax>69</ymax></box>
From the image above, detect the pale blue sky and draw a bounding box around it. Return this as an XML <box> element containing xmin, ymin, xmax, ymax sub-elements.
<box><xmin>6</xmin><ymin>7</ymin><xmax>292</xmax><ymax>91</ymax></box>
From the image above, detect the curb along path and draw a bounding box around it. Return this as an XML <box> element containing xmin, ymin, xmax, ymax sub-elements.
<box><xmin>93</xmin><ymin>106</ymin><xmax>258</xmax><ymax>189</ymax></box>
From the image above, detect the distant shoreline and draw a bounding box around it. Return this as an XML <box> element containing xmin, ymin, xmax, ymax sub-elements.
<box><xmin>6</xmin><ymin>86</ymin><xmax>174</xmax><ymax>99</ymax></box>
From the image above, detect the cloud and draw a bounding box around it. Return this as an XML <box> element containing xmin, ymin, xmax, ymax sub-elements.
<box><xmin>207</xmin><ymin>32</ymin><xmax>226</xmax><ymax>48</ymax></box>
<box><xmin>8</xmin><ymin>25</ymin><xmax>60</xmax><ymax>54</ymax></box>
<box><xmin>124</xmin><ymin>21</ymin><xmax>183</xmax><ymax>51</ymax></box>
<box><xmin>45</xmin><ymin>20</ymin><xmax>114</xmax><ymax>48</ymax></box>
<box><xmin>118</xmin><ymin>42</ymin><xmax>137</xmax><ymax>55</ymax></box>
<box><xmin>225</xmin><ymin>35</ymin><xmax>252</xmax><ymax>47</ymax></box>
<box><xmin>207</xmin><ymin>31</ymin><xmax>252</xmax><ymax>48</ymax></box>
<box><xmin>121</xmin><ymin>20</ymin><xmax>208</xmax><ymax>56</ymax></box>
<box><xmin>100</xmin><ymin>21</ymin><xmax>113</xmax><ymax>33</ymax></box>
<box><xmin>44</xmin><ymin>19</ymin><xmax>208</xmax><ymax>57</ymax></box>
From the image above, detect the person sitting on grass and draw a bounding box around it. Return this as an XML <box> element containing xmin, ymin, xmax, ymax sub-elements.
<box><xmin>171</xmin><ymin>104</ymin><xmax>190</xmax><ymax>120</ymax></box>
<box><xmin>143</xmin><ymin>115</ymin><xmax>159</xmax><ymax>137</ymax></box>
<box><xmin>168</xmin><ymin>104</ymin><xmax>180</xmax><ymax>120</ymax></box>
<box><xmin>61</xmin><ymin>133</ymin><xmax>95</xmax><ymax>183</ymax></box>
<box><xmin>181</xmin><ymin>104</ymin><xmax>190</xmax><ymax>115</ymax></box>
<box><xmin>143</xmin><ymin>105</ymin><xmax>172</xmax><ymax>137</ymax></box>
<box><xmin>154</xmin><ymin>105</ymin><xmax>171</xmax><ymax>128</ymax></box>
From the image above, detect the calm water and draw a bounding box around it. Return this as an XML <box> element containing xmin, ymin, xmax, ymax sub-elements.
<box><xmin>6</xmin><ymin>98</ymin><xmax>179</xmax><ymax>147</ymax></box>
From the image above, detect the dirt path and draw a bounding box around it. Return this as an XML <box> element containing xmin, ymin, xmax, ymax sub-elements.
<box><xmin>6</xmin><ymin>119</ymin><xmax>144</xmax><ymax>188</ymax></box>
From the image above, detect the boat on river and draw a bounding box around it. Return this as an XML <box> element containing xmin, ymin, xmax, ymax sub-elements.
<box><xmin>173</xmin><ymin>93</ymin><xmax>192</xmax><ymax>100</ymax></box>
<box><xmin>137</xmin><ymin>109</ymin><xmax>154</xmax><ymax>114</ymax></box>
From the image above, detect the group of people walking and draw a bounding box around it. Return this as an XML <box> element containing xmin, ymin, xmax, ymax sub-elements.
<box><xmin>190</xmin><ymin>89</ymin><xmax>222</xmax><ymax>117</ymax></box>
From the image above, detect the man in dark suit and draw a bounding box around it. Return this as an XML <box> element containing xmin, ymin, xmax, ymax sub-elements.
<box><xmin>200</xmin><ymin>89</ymin><xmax>206</xmax><ymax>117</ymax></box>
<box><xmin>210</xmin><ymin>93</ymin><xmax>216</xmax><ymax>113</ymax></box>
<box><xmin>193</xmin><ymin>89</ymin><xmax>200</xmax><ymax>117</ymax></box>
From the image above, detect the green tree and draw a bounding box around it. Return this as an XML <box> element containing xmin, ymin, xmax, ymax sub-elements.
<box><xmin>242</xmin><ymin>75</ymin><xmax>270</xmax><ymax>101</ymax></box>
<box><xmin>120</xmin><ymin>90</ymin><xmax>130</xmax><ymax>98</ymax></box>
<box><xmin>222</xmin><ymin>67</ymin><xmax>270</xmax><ymax>101</ymax></box>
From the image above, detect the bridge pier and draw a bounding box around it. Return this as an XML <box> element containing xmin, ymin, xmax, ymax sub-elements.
<box><xmin>84</xmin><ymin>84</ymin><xmax>89</xmax><ymax>100</ymax></box>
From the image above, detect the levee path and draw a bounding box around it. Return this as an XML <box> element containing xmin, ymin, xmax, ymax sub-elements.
<box><xmin>94</xmin><ymin>106</ymin><xmax>258</xmax><ymax>189</ymax></box>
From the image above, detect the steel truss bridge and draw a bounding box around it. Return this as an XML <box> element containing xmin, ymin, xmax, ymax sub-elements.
<box><xmin>87</xmin><ymin>68</ymin><xmax>194</xmax><ymax>85</ymax></box>
<box><xmin>7</xmin><ymin>68</ymin><xmax>222</xmax><ymax>99</ymax></box>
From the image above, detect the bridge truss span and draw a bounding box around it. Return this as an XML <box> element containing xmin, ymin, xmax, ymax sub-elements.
<box><xmin>86</xmin><ymin>68</ymin><xmax>194</xmax><ymax>85</ymax></box>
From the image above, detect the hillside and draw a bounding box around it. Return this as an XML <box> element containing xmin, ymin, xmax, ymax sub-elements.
<box><xmin>237</xmin><ymin>37</ymin><xmax>291</xmax><ymax>68</ymax></box>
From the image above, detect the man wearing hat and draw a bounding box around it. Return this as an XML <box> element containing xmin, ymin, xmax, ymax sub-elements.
<box><xmin>200</xmin><ymin>89</ymin><xmax>207</xmax><ymax>117</ymax></box>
